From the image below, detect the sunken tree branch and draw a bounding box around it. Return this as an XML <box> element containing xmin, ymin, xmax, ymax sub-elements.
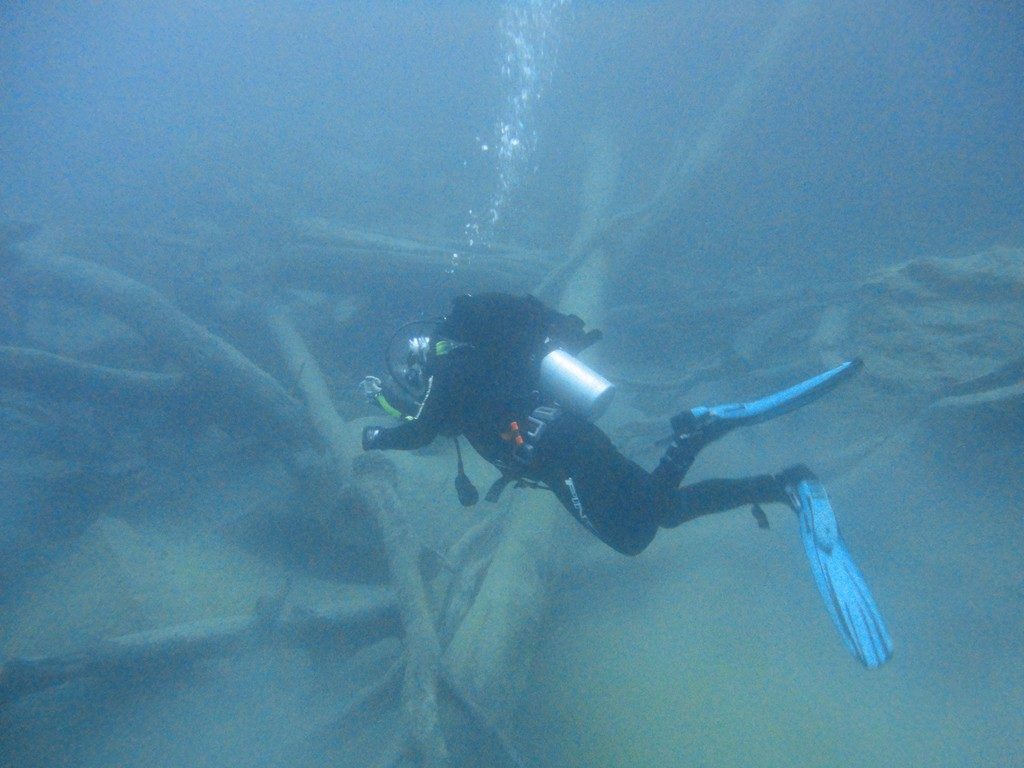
<box><xmin>11</xmin><ymin>253</ymin><xmax>308</xmax><ymax>443</ymax></box>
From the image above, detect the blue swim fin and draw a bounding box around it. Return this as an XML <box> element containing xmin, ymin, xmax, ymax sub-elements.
<box><xmin>672</xmin><ymin>359</ymin><xmax>862</xmax><ymax>442</ymax></box>
<box><xmin>786</xmin><ymin>471</ymin><xmax>893</xmax><ymax>668</ymax></box>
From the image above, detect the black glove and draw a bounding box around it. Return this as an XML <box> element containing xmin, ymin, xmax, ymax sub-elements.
<box><xmin>362</xmin><ymin>425</ymin><xmax>386</xmax><ymax>451</ymax></box>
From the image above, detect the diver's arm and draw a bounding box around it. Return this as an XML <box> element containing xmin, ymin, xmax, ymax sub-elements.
<box><xmin>361</xmin><ymin>374</ymin><xmax>423</xmax><ymax>419</ymax></box>
<box><xmin>362</xmin><ymin>371</ymin><xmax>449</xmax><ymax>451</ymax></box>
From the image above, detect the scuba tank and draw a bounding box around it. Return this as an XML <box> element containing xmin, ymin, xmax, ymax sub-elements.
<box><xmin>538</xmin><ymin>348</ymin><xmax>615</xmax><ymax>420</ymax></box>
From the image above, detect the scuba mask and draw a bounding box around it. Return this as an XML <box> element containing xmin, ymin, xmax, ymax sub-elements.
<box><xmin>403</xmin><ymin>336</ymin><xmax>431</xmax><ymax>392</ymax></box>
<box><xmin>386</xmin><ymin>320</ymin><xmax>439</xmax><ymax>402</ymax></box>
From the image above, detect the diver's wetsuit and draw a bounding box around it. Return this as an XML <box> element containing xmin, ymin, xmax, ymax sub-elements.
<box><xmin>366</xmin><ymin>293</ymin><xmax>787</xmax><ymax>555</ymax></box>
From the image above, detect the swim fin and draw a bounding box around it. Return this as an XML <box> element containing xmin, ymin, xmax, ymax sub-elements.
<box><xmin>784</xmin><ymin>469</ymin><xmax>893</xmax><ymax>668</ymax></box>
<box><xmin>671</xmin><ymin>359</ymin><xmax>863</xmax><ymax>442</ymax></box>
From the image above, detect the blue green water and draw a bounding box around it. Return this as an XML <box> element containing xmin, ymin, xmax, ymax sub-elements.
<box><xmin>1</xmin><ymin>2</ymin><xmax>1022</xmax><ymax>767</ymax></box>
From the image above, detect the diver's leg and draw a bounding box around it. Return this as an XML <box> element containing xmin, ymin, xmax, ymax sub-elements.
<box><xmin>650</xmin><ymin>411</ymin><xmax>710</xmax><ymax>490</ymax></box>
<box><xmin>659</xmin><ymin>474</ymin><xmax>788</xmax><ymax>528</ymax></box>
<box><xmin>534</xmin><ymin>413</ymin><xmax>660</xmax><ymax>556</ymax></box>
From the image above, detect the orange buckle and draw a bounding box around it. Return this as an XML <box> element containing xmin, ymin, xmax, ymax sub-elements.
<box><xmin>507</xmin><ymin>420</ymin><xmax>525</xmax><ymax>447</ymax></box>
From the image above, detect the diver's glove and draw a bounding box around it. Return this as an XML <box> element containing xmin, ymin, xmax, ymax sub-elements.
<box><xmin>362</xmin><ymin>425</ymin><xmax>386</xmax><ymax>451</ymax></box>
<box><xmin>360</xmin><ymin>375</ymin><xmax>383</xmax><ymax>403</ymax></box>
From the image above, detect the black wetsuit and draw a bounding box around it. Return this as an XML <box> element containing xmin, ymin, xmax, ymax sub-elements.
<box><xmin>366</xmin><ymin>293</ymin><xmax>785</xmax><ymax>555</ymax></box>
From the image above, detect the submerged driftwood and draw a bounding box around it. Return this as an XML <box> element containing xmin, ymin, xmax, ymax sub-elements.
<box><xmin>0</xmin><ymin>590</ymin><xmax>397</xmax><ymax>706</ymax></box>
<box><xmin>10</xmin><ymin>253</ymin><xmax>308</xmax><ymax>443</ymax></box>
<box><xmin>610</xmin><ymin>0</ymin><xmax>815</xmax><ymax>264</ymax></box>
<box><xmin>0</xmin><ymin>344</ymin><xmax>184</xmax><ymax>405</ymax></box>
<box><xmin>285</xmin><ymin>219</ymin><xmax>553</xmax><ymax>290</ymax></box>
<box><xmin>355</xmin><ymin>454</ymin><xmax>450</xmax><ymax>768</ymax></box>
<box><xmin>269</xmin><ymin>308</ymin><xmax>451</xmax><ymax>766</ymax></box>
<box><xmin>3</xmin><ymin>247</ymin><xmax>544</xmax><ymax>765</ymax></box>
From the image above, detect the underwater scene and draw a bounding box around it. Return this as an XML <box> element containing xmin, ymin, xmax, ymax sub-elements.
<box><xmin>1</xmin><ymin>2</ymin><xmax>1022</xmax><ymax>766</ymax></box>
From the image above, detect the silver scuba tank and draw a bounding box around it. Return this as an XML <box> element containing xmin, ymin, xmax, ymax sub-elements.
<box><xmin>539</xmin><ymin>348</ymin><xmax>615</xmax><ymax>420</ymax></box>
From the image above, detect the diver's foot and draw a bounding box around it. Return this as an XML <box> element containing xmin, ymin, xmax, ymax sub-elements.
<box><xmin>774</xmin><ymin>463</ymin><xmax>817</xmax><ymax>509</ymax></box>
<box><xmin>669</xmin><ymin>408</ymin><xmax>702</xmax><ymax>438</ymax></box>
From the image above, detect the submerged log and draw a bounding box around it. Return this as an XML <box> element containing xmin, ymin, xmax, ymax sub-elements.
<box><xmin>443</xmin><ymin>493</ymin><xmax>572</xmax><ymax>724</ymax></box>
<box><xmin>929</xmin><ymin>382</ymin><xmax>1024</xmax><ymax>423</ymax></box>
<box><xmin>268</xmin><ymin>309</ymin><xmax>449</xmax><ymax>767</ymax></box>
<box><xmin>11</xmin><ymin>254</ymin><xmax>308</xmax><ymax>442</ymax></box>
<box><xmin>0</xmin><ymin>591</ymin><xmax>397</xmax><ymax>706</ymax></box>
<box><xmin>0</xmin><ymin>345</ymin><xmax>184</xmax><ymax>405</ymax></box>
<box><xmin>630</xmin><ymin>0</ymin><xmax>814</xmax><ymax>242</ymax></box>
<box><xmin>284</xmin><ymin>218</ymin><xmax>552</xmax><ymax>289</ymax></box>
<box><xmin>354</xmin><ymin>454</ymin><xmax>449</xmax><ymax>768</ymax></box>
<box><xmin>944</xmin><ymin>355</ymin><xmax>1024</xmax><ymax>398</ymax></box>
<box><xmin>267</xmin><ymin>308</ymin><xmax>353</xmax><ymax>483</ymax></box>
<box><xmin>535</xmin><ymin>128</ymin><xmax>620</xmax><ymax>306</ymax></box>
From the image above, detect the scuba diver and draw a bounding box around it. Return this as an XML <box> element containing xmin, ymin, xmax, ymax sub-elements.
<box><xmin>360</xmin><ymin>292</ymin><xmax>892</xmax><ymax>668</ymax></box>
